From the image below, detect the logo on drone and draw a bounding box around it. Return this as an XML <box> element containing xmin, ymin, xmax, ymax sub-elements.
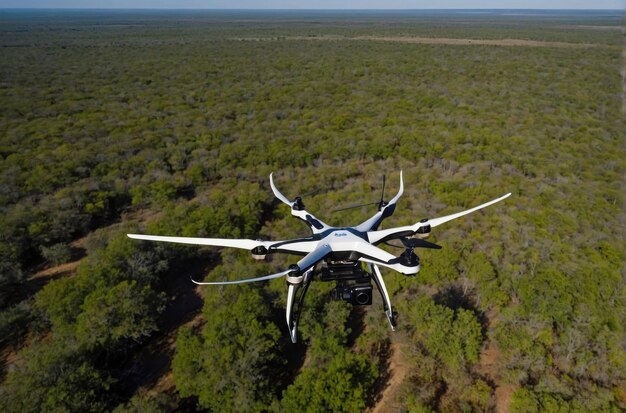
<box><xmin>334</xmin><ymin>232</ymin><xmax>348</xmax><ymax>237</ymax></box>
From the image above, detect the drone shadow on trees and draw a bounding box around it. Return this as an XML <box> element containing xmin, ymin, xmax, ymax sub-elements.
<box><xmin>432</xmin><ymin>283</ymin><xmax>489</xmax><ymax>338</ymax></box>
<box><xmin>116</xmin><ymin>253</ymin><xmax>215</xmax><ymax>396</ymax></box>
<box><xmin>365</xmin><ymin>339</ymin><xmax>393</xmax><ymax>409</ymax></box>
<box><xmin>346</xmin><ymin>306</ymin><xmax>367</xmax><ymax>347</ymax></box>
<box><xmin>431</xmin><ymin>283</ymin><xmax>499</xmax><ymax>390</ymax></box>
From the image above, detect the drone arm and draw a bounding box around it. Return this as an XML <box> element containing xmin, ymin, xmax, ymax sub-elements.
<box><xmin>295</xmin><ymin>242</ymin><xmax>332</xmax><ymax>271</ymax></box>
<box><xmin>360</xmin><ymin>257</ymin><xmax>420</xmax><ymax>275</ymax></box>
<box><xmin>350</xmin><ymin>240</ymin><xmax>397</xmax><ymax>263</ymax></box>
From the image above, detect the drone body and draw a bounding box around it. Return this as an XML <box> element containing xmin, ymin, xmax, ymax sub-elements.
<box><xmin>128</xmin><ymin>172</ymin><xmax>510</xmax><ymax>343</ymax></box>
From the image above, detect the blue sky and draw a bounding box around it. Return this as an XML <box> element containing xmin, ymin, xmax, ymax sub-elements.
<box><xmin>1</xmin><ymin>1</ymin><xmax>624</xmax><ymax>9</ymax></box>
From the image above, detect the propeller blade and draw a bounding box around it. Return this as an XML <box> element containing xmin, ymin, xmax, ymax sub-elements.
<box><xmin>333</xmin><ymin>201</ymin><xmax>380</xmax><ymax>212</ymax></box>
<box><xmin>367</xmin><ymin>191</ymin><xmax>510</xmax><ymax>245</ymax></box>
<box><xmin>270</xmin><ymin>172</ymin><xmax>294</xmax><ymax>207</ymax></box>
<box><xmin>334</xmin><ymin>173</ymin><xmax>394</xmax><ymax>213</ymax></box>
<box><xmin>270</xmin><ymin>173</ymin><xmax>320</xmax><ymax>203</ymax></box>
<box><xmin>191</xmin><ymin>268</ymin><xmax>293</xmax><ymax>285</ymax></box>
<box><xmin>427</xmin><ymin>193</ymin><xmax>512</xmax><ymax>228</ymax></box>
<box><xmin>401</xmin><ymin>238</ymin><xmax>442</xmax><ymax>249</ymax></box>
<box><xmin>127</xmin><ymin>234</ymin><xmax>265</xmax><ymax>250</ymax></box>
<box><xmin>301</xmin><ymin>188</ymin><xmax>321</xmax><ymax>198</ymax></box>
<box><xmin>388</xmin><ymin>170</ymin><xmax>404</xmax><ymax>205</ymax></box>
<box><xmin>384</xmin><ymin>237</ymin><xmax>442</xmax><ymax>249</ymax></box>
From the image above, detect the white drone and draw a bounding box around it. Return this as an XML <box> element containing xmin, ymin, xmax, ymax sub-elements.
<box><xmin>128</xmin><ymin>172</ymin><xmax>510</xmax><ymax>343</ymax></box>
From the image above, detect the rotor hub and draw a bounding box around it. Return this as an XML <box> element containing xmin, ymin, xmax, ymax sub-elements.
<box><xmin>286</xmin><ymin>264</ymin><xmax>304</xmax><ymax>284</ymax></box>
<box><xmin>293</xmin><ymin>197</ymin><xmax>305</xmax><ymax>211</ymax></box>
<box><xmin>400</xmin><ymin>248</ymin><xmax>420</xmax><ymax>267</ymax></box>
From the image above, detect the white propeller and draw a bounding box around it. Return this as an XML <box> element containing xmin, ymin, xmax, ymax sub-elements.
<box><xmin>269</xmin><ymin>172</ymin><xmax>332</xmax><ymax>234</ymax></box>
<box><xmin>269</xmin><ymin>172</ymin><xmax>295</xmax><ymax>208</ymax></box>
<box><xmin>126</xmin><ymin>233</ymin><xmax>318</xmax><ymax>255</ymax></box>
<box><xmin>427</xmin><ymin>192</ymin><xmax>512</xmax><ymax>228</ymax></box>
<box><xmin>127</xmin><ymin>234</ymin><xmax>267</xmax><ymax>250</ymax></box>
<box><xmin>191</xmin><ymin>268</ymin><xmax>294</xmax><ymax>285</ymax></box>
<box><xmin>366</xmin><ymin>192</ymin><xmax>511</xmax><ymax>244</ymax></box>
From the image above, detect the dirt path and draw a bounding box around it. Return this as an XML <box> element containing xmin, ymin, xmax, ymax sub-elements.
<box><xmin>27</xmin><ymin>208</ymin><xmax>161</xmax><ymax>285</ymax></box>
<box><xmin>30</xmin><ymin>260</ymin><xmax>81</xmax><ymax>280</ymax></box>
<box><xmin>368</xmin><ymin>335</ymin><xmax>516</xmax><ymax>413</ymax></box>
<box><xmin>476</xmin><ymin>339</ymin><xmax>517</xmax><ymax>413</ymax></box>
<box><xmin>29</xmin><ymin>236</ymin><xmax>87</xmax><ymax>279</ymax></box>
<box><xmin>119</xmin><ymin>256</ymin><xmax>211</xmax><ymax>396</ymax></box>
<box><xmin>138</xmin><ymin>305</ymin><xmax>205</xmax><ymax>396</ymax></box>
<box><xmin>370</xmin><ymin>341</ymin><xmax>410</xmax><ymax>413</ymax></box>
<box><xmin>494</xmin><ymin>384</ymin><xmax>517</xmax><ymax>413</ymax></box>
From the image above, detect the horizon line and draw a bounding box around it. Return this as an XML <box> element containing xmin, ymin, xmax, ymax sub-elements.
<box><xmin>1</xmin><ymin>7</ymin><xmax>624</xmax><ymax>11</ymax></box>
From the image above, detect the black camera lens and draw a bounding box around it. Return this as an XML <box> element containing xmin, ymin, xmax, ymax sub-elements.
<box><xmin>355</xmin><ymin>291</ymin><xmax>370</xmax><ymax>305</ymax></box>
<box><xmin>351</xmin><ymin>285</ymin><xmax>372</xmax><ymax>305</ymax></box>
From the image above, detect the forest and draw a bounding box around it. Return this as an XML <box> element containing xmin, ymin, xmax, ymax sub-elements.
<box><xmin>0</xmin><ymin>8</ymin><xmax>624</xmax><ymax>412</ymax></box>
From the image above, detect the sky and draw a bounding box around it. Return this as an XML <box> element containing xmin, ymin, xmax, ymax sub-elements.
<box><xmin>0</xmin><ymin>0</ymin><xmax>624</xmax><ymax>9</ymax></box>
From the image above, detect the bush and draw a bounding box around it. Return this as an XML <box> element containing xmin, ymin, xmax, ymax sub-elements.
<box><xmin>40</xmin><ymin>243</ymin><xmax>72</xmax><ymax>266</ymax></box>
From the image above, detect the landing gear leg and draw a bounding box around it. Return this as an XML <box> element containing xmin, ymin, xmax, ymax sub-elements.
<box><xmin>285</xmin><ymin>267</ymin><xmax>314</xmax><ymax>343</ymax></box>
<box><xmin>369</xmin><ymin>263</ymin><xmax>396</xmax><ymax>330</ymax></box>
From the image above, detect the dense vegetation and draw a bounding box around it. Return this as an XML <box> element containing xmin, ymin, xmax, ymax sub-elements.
<box><xmin>1</xmin><ymin>9</ymin><xmax>624</xmax><ymax>412</ymax></box>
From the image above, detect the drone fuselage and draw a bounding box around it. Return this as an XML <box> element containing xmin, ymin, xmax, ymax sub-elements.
<box><xmin>267</xmin><ymin>227</ymin><xmax>421</xmax><ymax>276</ymax></box>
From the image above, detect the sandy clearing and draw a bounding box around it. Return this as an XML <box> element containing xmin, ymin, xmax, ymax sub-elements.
<box><xmin>234</xmin><ymin>35</ymin><xmax>611</xmax><ymax>49</ymax></box>
<box><xmin>558</xmin><ymin>25</ymin><xmax>625</xmax><ymax>32</ymax></box>
<box><xmin>353</xmin><ymin>36</ymin><xmax>608</xmax><ymax>49</ymax></box>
